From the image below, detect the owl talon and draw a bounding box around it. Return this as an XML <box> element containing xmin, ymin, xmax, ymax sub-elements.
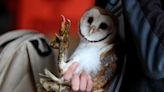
<box><xmin>61</xmin><ymin>15</ymin><xmax>66</xmax><ymax>23</ymax></box>
<box><xmin>66</xmin><ymin>19</ymin><xmax>71</xmax><ymax>31</ymax></box>
<box><xmin>61</xmin><ymin>15</ymin><xmax>66</xmax><ymax>31</ymax></box>
<box><xmin>49</xmin><ymin>41</ymin><xmax>59</xmax><ymax>49</ymax></box>
<box><xmin>40</xmin><ymin>78</ymin><xmax>71</xmax><ymax>92</ymax></box>
<box><xmin>43</xmin><ymin>69</ymin><xmax>63</xmax><ymax>84</ymax></box>
<box><xmin>42</xmin><ymin>69</ymin><xmax>70</xmax><ymax>85</ymax></box>
<box><xmin>55</xmin><ymin>33</ymin><xmax>61</xmax><ymax>41</ymax></box>
<box><xmin>40</xmin><ymin>69</ymin><xmax>71</xmax><ymax>91</ymax></box>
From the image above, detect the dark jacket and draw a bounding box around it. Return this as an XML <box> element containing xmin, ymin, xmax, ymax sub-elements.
<box><xmin>96</xmin><ymin>0</ymin><xmax>164</xmax><ymax>92</ymax></box>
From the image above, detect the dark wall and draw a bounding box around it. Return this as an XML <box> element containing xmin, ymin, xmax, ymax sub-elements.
<box><xmin>95</xmin><ymin>0</ymin><xmax>108</xmax><ymax>8</ymax></box>
<box><xmin>0</xmin><ymin>0</ymin><xmax>16</xmax><ymax>35</ymax></box>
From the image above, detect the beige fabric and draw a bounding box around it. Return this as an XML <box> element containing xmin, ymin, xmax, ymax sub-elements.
<box><xmin>0</xmin><ymin>30</ymin><xmax>58</xmax><ymax>92</ymax></box>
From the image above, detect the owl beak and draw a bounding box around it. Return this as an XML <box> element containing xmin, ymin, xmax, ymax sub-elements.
<box><xmin>89</xmin><ymin>26</ymin><xmax>97</xmax><ymax>34</ymax></box>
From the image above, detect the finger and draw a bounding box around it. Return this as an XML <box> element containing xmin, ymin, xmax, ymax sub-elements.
<box><xmin>86</xmin><ymin>75</ymin><xmax>93</xmax><ymax>92</ymax></box>
<box><xmin>63</xmin><ymin>62</ymin><xmax>78</xmax><ymax>80</ymax></box>
<box><xmin>80</xmin><ymin>71</ymin><xmax>87</xmax><ymax>91</ymax></box>
<box><xmin>72</xmin><ymin>74</ymin><xmax>80</xmax><ymax>91</ymax></box>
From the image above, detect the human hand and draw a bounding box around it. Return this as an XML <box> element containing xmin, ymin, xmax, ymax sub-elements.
<box><xmin>63</xmin><ymin>62</ymin><xmax>93</xmax><ymax>92</ymax></box>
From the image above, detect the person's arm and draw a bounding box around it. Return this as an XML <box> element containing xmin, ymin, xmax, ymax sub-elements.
<box><xmin>123</xmin><ymin>0</ymin><xmax>164</xmax><ymax>79</ymax></box>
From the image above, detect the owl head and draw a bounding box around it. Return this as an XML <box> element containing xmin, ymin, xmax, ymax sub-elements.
<box><xmin>79</xmin><ymin>6</ymin><xmax>118</xmax><ymax>44</ymax></box>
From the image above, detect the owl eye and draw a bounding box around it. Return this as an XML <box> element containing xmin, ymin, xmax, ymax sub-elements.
<box><xmin>99</xmin><ymin>22</ymin><xmax>108</xmax><ymax>30</ymax></box>
<box><xmin>87</xmin><ymin>17</ymin><xmax>93</xmax><ymax>24</ymax></box>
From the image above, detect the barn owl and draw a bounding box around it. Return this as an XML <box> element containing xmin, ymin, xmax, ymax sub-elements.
<box><xmin>40</xmin><ymin>6</ymin><xmax>118</xmax><ymax>92</ymax></box>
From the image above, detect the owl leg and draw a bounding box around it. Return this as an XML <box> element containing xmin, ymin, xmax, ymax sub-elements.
<box><xmin>40</xmin><ymin>78</ymin><xmax>70</xmax><ymax>92</ymax></box>
<box><xmin>40</xmin><ymin>61</ymin><xmax>76</xmax><ymax>91</ymax></box>
<box><xmin>40</xmin><ymin>69</ymin><xmax>71</xmax><ymax>91</ymax></box>
<box><xmin>40</xmin><ymin>15</ymin><xmax>71</xmax><ymax>92</ymax></box>
<box><xmin>59</xmin><ymin>59</ymin><xmax>74</xmax><ymax>75</ymax></box>
<box><xmin>57</xmin><ymin>15</ymin><xmax>71</xmax><ymax>75</ymax></box>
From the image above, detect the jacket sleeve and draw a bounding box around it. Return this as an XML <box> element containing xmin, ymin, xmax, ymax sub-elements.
<box><xmin>122</xmin><ymin>0</ymin><xmax>164</xmax><ymax>79</ymax></box>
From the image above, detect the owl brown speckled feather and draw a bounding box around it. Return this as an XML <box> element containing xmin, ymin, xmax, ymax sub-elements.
<box><xmin>93</xmin><ymin>46</ymin><xmax>118</xmax><ymax>91</ymax></box>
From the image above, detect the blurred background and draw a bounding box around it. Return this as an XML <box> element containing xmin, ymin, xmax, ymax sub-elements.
<box><xmin>0</xmin><ymin>0</ymin><xmax>95</xmax><ymax>39</ymax></box>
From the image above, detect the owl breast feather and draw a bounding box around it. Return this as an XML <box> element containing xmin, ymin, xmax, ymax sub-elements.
<box><xmin>70</xmin><ymin>46</ymin><xmax>101</xmax><ymax>76</ymax></box>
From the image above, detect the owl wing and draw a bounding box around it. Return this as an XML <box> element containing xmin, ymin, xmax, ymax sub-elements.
<box><xmin>93</xmin><ymin>44</ymin><xmax>118</xmax><ymax>91</ymax></box>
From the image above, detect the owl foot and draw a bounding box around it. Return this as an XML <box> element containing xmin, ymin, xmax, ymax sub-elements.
<box><xmin>49</xmin><ymin>15</ymin><xmax>70</xmax><ymax>49</ymax></box>
<box><xmin>40</xmin><ymin>69</ymin><xmax>71</xmax><ymax>92</ymax></box>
